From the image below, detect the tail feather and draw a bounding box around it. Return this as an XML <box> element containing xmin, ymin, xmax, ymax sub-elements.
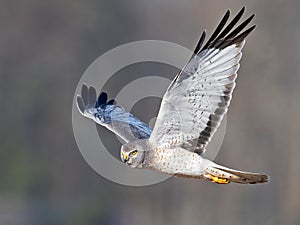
<box><xmin>205</xmin><ymin>166</ymin><xmax>269</xmax><ymax>184</ymax></box>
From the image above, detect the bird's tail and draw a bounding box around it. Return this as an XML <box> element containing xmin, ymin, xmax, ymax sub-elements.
<box><xmin>204</xmin><ymin>164</ymin><xmax>269</xmax><ymax>184</ymax></box>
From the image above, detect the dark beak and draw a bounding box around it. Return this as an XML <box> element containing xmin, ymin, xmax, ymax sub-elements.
<box><xmin>121</xmin><ymin>152</ymin><xmax>129</xmax><ymax>163</ymax></box>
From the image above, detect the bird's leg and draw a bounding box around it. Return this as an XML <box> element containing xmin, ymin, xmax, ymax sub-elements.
<box><xmin>204</xmin><ymin>167</ymin><xmax>232</xmax><ymax>184</ymax></box>
<box><xmin>205</xmin><ymin>174</ymin><xmax>230</xmax><ymax>184</ymax></box>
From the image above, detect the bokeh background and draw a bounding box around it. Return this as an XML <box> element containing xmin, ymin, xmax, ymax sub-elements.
<box><xmin>1</xmin><ymin>0</ymin><xmax>300</xmax><ymax>224</ymax></box>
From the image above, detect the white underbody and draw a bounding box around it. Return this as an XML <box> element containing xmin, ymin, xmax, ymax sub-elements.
<box><xmin>148</xmin><ymin>147</ymin><xmax>215</xmax><ymax>177</ymax></box>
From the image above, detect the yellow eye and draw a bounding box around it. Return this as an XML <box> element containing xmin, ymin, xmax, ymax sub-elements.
<box><xmin>131</xmin><ymin>150</ymin><xmax>137</xmax><ymax>156</ymax></box>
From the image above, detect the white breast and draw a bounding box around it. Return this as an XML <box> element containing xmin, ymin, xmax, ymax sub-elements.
<box><xmin>151</xmin><ymin>147</ymin><xmax>206</xmax><ymax>176</ymax></box>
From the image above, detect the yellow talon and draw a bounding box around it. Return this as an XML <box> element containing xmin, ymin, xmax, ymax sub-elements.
<box><xmin>207</xmin><ymin>174</ymin><xmax>230</xmax><ymax>184</ymax></box>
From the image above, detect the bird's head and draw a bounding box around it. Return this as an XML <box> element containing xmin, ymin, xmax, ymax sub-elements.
<box><xmin>120</xmin><ymin>140</ymin><xmax>149</xmax><ymax>168</ymax></box>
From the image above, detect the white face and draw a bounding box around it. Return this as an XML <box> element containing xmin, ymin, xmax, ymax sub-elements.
<box><xmin>120</xmin><ymin>142</ymin><xmax>145</xmax><ymax>168</ymax></box>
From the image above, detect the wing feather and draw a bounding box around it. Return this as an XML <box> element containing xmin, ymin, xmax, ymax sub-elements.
<box><xmin>76</xmin><ymin>84</ymin><xmax>152</xmax><ymax>142</ymax></box>
<box><xmin>149</xmin><ymin>8</ymin><xmax>255</xmax><ymax>154</ymax></box>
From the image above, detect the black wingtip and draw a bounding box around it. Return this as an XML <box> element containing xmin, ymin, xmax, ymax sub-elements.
<box><xmin>212</xmin><ymin>7</ymin><xmax>246</xmax><ymax>44</ymax></box>
<box><xmin>202</xmin><ymin>9</ymin><xmax>231</xmax><ymax>50</ymax></box>
<box><xmin>96</xmin><ymin>92</ymin><xmax>108</xmax><ymax>108</ymax></box>
<box><xmin>225</xmin><ymin>9</ymin><xmax>231</xmax><ymax>18</ymax></box>
<box><xmin>225</xmin><ymin>13</ymin><xmax>255</xmax><ymax>41</ymax></box>
<box><xmin>197</xmin><ymin>7</ymin><xmax>256</xmax><ymax>52</ymax></box>
<box><xmin>95</xmin><ymin>92</ymin><xmax>117</xmax><ymax>108</ymax></box>
<box><xmin>78</xmin><ymin>84</ymin><xmax>117</xmax><ymax>109</ymax></box>
<box><xmin>230</xmin><ymin>24</ymin><xmax>256</xmax><ymax>45</ymax></box>
<box><xmin>194</xmin><ymin>30</ymin><xmax>206</xmax><ymax>55</ymax></box>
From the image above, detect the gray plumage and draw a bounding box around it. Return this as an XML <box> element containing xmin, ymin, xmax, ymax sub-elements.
<box><xmin>77</xmin><ymin>7</ymin><xmax>269</xmax><ymax>184</ymax></box>
<box><xmin>77</xmin><ymin>84</ymin><xmax>152</xmax><ymax>142</ymax></box>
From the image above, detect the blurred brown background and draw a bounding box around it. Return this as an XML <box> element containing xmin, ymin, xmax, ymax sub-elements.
<box><xmin>1</xmin><ymin>0</ymin><xmax>300</xmax><ymax>224</ymax></box>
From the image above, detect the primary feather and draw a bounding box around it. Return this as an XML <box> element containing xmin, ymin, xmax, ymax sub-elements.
<box><xmin>149</xmin><ymin>7</ymin><xmax>255</xmax><ymax>154</ymax></box>
<box><xmin>76</xmin><ymin>84</ymin><xmax>152</xmax><ymax>142</ymax></box>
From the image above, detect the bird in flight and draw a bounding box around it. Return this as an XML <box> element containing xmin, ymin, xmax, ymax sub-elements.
<box><xmin>77</xmin><ymin>7</ymin><xmax>269</xmax><ymax>184</ymax></box>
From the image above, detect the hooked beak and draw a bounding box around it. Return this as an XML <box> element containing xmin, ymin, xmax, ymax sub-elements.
<box><xmin>121</xmin><ymin>151</ymin><xmax>129</xmax><ymax>163</ymax></box>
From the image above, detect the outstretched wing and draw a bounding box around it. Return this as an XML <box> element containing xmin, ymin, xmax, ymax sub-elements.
<box><xmin>76</xmin><ymin>84</ymin><xmax>152</xmax><ymax>142</ymax></box>
<box><xmin>149</xmin><ymin>7</ymin><xmax>255</xmax><ymax>154</ymax></box>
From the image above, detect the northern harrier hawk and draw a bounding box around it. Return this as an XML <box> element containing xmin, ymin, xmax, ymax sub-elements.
<box><xmin>77</xmin><ymin>7</ymin><xmax>269</xmax><ymax>184</ymax></box>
